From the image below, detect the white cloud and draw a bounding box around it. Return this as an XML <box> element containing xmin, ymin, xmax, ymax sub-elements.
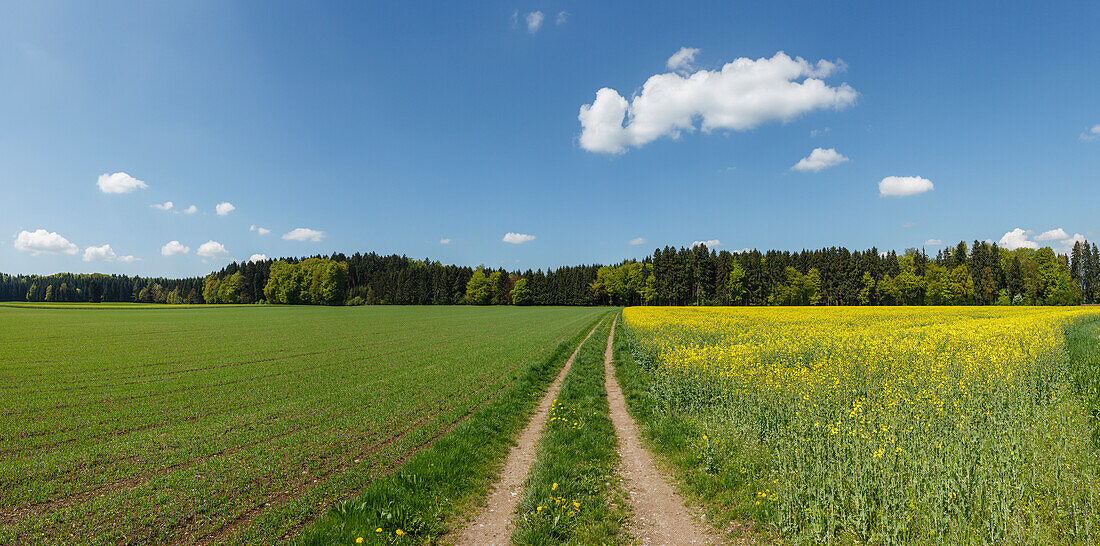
<box><xmin>196</xmin><ymin>240</ymin><xmax>229</xmax><ymax>258</ymax></box>
<box><xmin>878</xmin><ymin>176</ymin><xmax>934</xmax><ymax>197</ymax></box>
<box><xmin>97</xmin><ymin>172</ymin><xmax>148</xmax><ymax>194</ymax></box>
<box><xmin>1080</xmin><ymin>124</ymin><xmax>1100</xmax><ymax>142</ymax></box>
<box><xmin>83</xmin><ymin>244</ymin><xmax>116</xmax><ymax>262</ymax></box>
<box><xmin>733</xmin><ymin>247</ymin><xmax>753</xmax><ymax>254</ymax></box>
<box><xmin>924</xmin><ymin>239</ymin><xmax>943</xmax><ymax>246</ymax></box>
<box><xmin>161</xmin><ymin>240</ymin><xmax>190</xmax><ymax>256</ymax></box>
<box><xmin>1063</xmin><ymin>233</ymin><xmax>1087</xmax><ymax>252</ymax></box>
<box><xmin>791</xmin><ymin>147</ymin><xmax>849</xmax><ymax>172</ymax></box>
<box><xmin>183</xmin><ymin>205</ymin><xmax>198</xmax><ymax>214</ymax></box>
<box><xmin>902</xmin><ymin>222</ymin><xmax>917</xmax><ymax>228</ymax></box>
<box><xmin>998</xmin><ymin>228</ymin><xmax>1038</xmax><ymax>251</ymax></box>
<box><xmin>14</xmin><ymin>229</ymin><xmax>79</xmax><ymax>255</ymax></box>
<box><xmin>215</xmin><ymin>202</ymin><xmax>236</xmax><ymax>216</ymax></box>
<box><xmin>627</xmin><ymin>237</ymin><xmax>647</xmax><ymax>245</ymax></box>
<box><xmin>810</xmin><ymin>127</ymin><xmax>830</xmax><ymax>137</ymax></box>
<box><xmin>1035</xmin><ymin>228</ymin><xmax>1069</xmax><ymax>241</ymax></box>
<box><xmin>282</xmin><ymin>227</ymin><xmax>325</xmax><ymax>242</ymax></box>
<box><xmin>503</xmin><ymin>232</ymin><xmax>536</xmax><ymax>244</ymax></box>
<box><xmin>666</xmin><ymin>47</ymin><xmax>700</xmax><ymax>71</ymax></box>
<box><xmin>525</xmin><ymin>11</ymin><xmax>544</xmax><ymax>33</ymax></box>
<box><xmin>82</xmin><ymin>243</ymin><xmax>136</xmax><ymax>262</ymax></box>
<box><xmin>250</xmin><ymin>225</ymin><xmax>271</xmax><ymax>236</ymax></box>
<box><xmin>996</xmin><ymin>227</ymin><xmax>1084</xmax><ymax>253</ymax></box>
<box><xmin>152</xmin><ymin>201</ymin><xmax>174</xmax><ymax>211</ymax></box>
<box><xmin>440</xmin><ymin>238</ymin><xmax>452</xmax><ymax>244</ymax></box>
<box><xmin>578</xmin><ymin>51</ymin><xmax>857</xmax><ymax>154</ymax></box>
<box><xmin>556</xmin><ymin>11</ymin><xmax>569</xmax><ymax>25</ymax></box>
<box><xmin>691</xmin><ymin>239</ymin><xmax>721</xmax><ymax>248</ymax></box>
<box><xmin>248</xmin><ymin>253</ymin><xmax>268</xmax><ymax>263</ymax></box>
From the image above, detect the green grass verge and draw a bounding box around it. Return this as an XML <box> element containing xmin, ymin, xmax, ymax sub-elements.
<box><xmin>610</xmin><ymin>322</ymin><xmax>777</xmax><ymax>543</ymax></box>
<box><xmin>511</xmin><ymin>317</ymin><xmax>630</xmax><ymax>545</ymax></box>
<box><xmin>1066</xmin><ymin>314</ymin><xmax>1100</xmax><ymax>448</ymax></box>
<box><xmin>297</xmin><ymin>311</ymin><xmax>610</xmax><ymax>545</ymax></box>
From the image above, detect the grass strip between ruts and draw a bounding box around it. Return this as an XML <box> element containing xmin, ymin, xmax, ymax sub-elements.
<box><xmin>298</xmin><ymin>311</ymin><xmax>610</xmax><ymax>545</ymax></box>
<box><xmin>511</xmin><ymin>316</ymin><xmax>630</xmax><ymax>545</ymax></box>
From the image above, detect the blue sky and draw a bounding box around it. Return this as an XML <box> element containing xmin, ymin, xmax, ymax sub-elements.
<box><xmin>2</xmin><ymin>1</ymin><xmax>1098</xmax><ymax>277</ymax></box>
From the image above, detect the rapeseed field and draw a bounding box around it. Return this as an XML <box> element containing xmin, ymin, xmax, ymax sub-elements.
<box><xmin>623</xmin><ymin>306</ymin><xmax>1100</xmax><ymax>544</ymax></box>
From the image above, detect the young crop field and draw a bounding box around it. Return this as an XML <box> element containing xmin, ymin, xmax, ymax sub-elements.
<box><xmin>620</xmin><ymin>306</ymin><xmax>1100</xmax><ymax>544</ymax></box>
<box><xmin>0</xmin><ymin>304</ymin><xmax>606</xmax><ymax>544</ymax></box>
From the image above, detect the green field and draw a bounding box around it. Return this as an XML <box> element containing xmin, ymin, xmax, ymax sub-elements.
<box><xmin>0</xmin><ymin>304</ymin><xmax>606</xmax><ymax>543</ymax></box>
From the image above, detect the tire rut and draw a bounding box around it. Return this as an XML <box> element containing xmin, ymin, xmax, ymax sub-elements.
<box><xmin>604</xmin><ymin>317</ymin><xmax>716</xmax><ymax>545</ymax></box>
<box><xmin>453</xmin><ymin>317</ymin><xmax>604</xmax><ymax>546</ymax></box>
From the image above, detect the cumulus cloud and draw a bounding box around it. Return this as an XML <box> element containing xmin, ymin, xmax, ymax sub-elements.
<box><xmin>248</xmin><ymin>253</ymin><xmax>268</xmax><ymax>263</ymax></box>
<box><xmin>791</xmin><ymin>147</ymin><xmax>849</xmax><ymax>172</ymax></box>
<box><xmin>924</xmin><ymin>239</ymin><xmax>943</xmax><ymax>246</ymax></box>
<box><xmin>282</xmin><ymin>228</ymin><xmax>325</xmax><ymax>242</ymax></box>
<box><xmin>1035</xmin><ymin>228</ymin><xmax>1069</xmax><ymax>241</ymax></box>
<box><xmin>196</xmin><ymin>240</ymin><xmax>228</xmax><ymax>258</ymax></box>
<box><xmin>14</xmin><ymin>229</ymin><xmax>79</xmax><ymax>255</ymax></box>
<box><xmin>998</xmin><ymin>228</ymin><xmax>1038</xmax><ymax>251</ymax></box>
<box><xmin>440</xmin><ymin>237</ymin><xmax>452</xmax><ymax>244</ymax></box>
<box><xmin>627</xmin><ymin>237</ymin><xmax>647</xmax><ymax>245</ymax></box>
<box><xmin>97</xmin><ymin>172</ymin><xmax>148</xmax><ymax>194</ymax></box>
<box><xmin>215</xmin><ymin>202</ymin><xmax>236</xmax><ymax>216</ymax></box>
<box><xmin>503</xmin><ymin>232</ymin><xmax>536</xmax><ymax>244</ymax></box>
<box><xmin>578</xmin><ymin>51</ymin><xmax>857</xmax><ymax>154</ymax></box>
<box><xmin>1080</xmin><ymin>124</ymin><xmax>1100</xmax><ymax>142</ymax></box>
<box><xmin>152</xmin><ymin>201</ymin><xmax>174</xmax><ymax>211</ymax></box>
<box><xmin>879</xmin><ymin>176</ymin><xmax>934</xmax><ymax>197</ymax></box>
<box><xmin>161</xmin><ymin>240</ymin><xmax>190</xmax><ymax>256</ymax></box>
<box><xmin>525</xmin><ymin>11</ymin><xmax>544</xmax><ymax>33</ymax></box>
<box><xmin>996</xmin><ymin>227</ymin><xmax>1086</xmax><ymax>252</ymax></box>
<box><xmin>1063</xmin><ymin>232</ymin><xmax>1087</xmax><ymax>251</ymax></box>
<box><xmin>250</xmin><ymin>225</ymin><xmax>271</xmax><ymax>236</ymax></box>
<box><xmin>691</xmin><ymin>239</ymin><xmax>721</xmax><ymax>248</ymax></box>
<box><xmin>83</xmin><ymin>244</ymin><xmax>116</xmax><ymax>262</ymax></box>
<box><xmin>82</xmin><ymin>243</ymin><xmax>136</xmax><ymax>262</ymax></box>
<box><xmin>556</xmin><ymin>10</ymin><xmax>568</xmax><ymax>25</ymax></box>
<box><xmin>1031</xmin><ymin>228</ymin><xmax>1087</xmax><ymax>252</ymax></box>
<box><xmin>183</xmin><ymin>205</ymin><xmax>198</xmax><ymax>214</ymax></box>
<box><xmin>666</xmin><ymin>47</ymin><xmax>700</xmax><ymax>71</ymax></box>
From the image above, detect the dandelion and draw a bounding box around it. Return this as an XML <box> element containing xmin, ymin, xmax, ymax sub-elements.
<box><xmin>551</xmin><ymin>482</ymin><xmax>558</xmax><ymax>491</ymax></box>
<box><xmin>395</xmin><ymin>529</ymin><xmax>405</xmax><ymax>536</ymax></box>
<box><xmin>375</xmin><ymin>528</ymin><xmax>382</xmax><ymax>533</ymax></box>
<box><xmin>357</xmin><ymin>538</ymin><xmax>364</xmax><ymax>544</ymax></box>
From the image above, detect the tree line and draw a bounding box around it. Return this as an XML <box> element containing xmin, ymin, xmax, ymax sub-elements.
<box><xmin>3</xmin><ymin>240</ymin><xmax>1098</xmax><ymax>306</ymax></box>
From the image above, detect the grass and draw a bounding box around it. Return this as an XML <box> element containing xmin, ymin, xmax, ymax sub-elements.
<box><xmin>616</xmin><ymin>306</ymin><xmax>1100</xmax><ymax>544</ymax></box>
<box><xmin>0</xmin><ymin>304</ymin><xmax>607</xmax><ymax>544</ymax></box>
<box><xmin>511</xmin><ymin>316</ymin><xmax>631</xmax><ymax>545</ymax></box>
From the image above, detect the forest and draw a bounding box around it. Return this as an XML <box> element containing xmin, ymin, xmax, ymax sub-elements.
<box><xmin>3</xmin><ymin>240</ymin><xmax>1098</xmax><ymax>307</ymax></box>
